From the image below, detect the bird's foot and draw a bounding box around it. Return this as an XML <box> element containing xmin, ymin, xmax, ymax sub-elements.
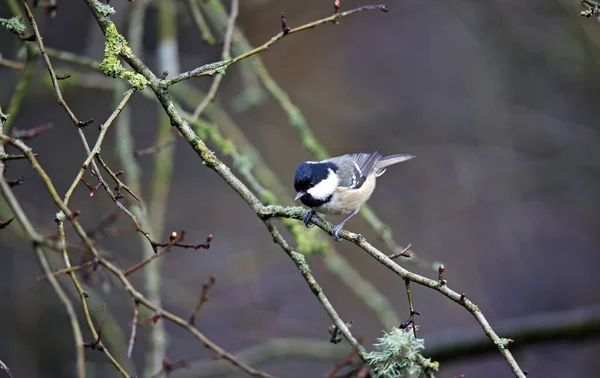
<box><xmin>303</xmin><ymin>209</ymin><xmax>316</xmax><ymax>228</ymax></box>
<box><xmin>332</xmin><ymin>223</ymin><xmax>344</xmax><ymax>242</ymax></box>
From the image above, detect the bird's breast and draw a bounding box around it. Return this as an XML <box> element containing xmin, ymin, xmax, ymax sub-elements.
<box><xmin>314</xmin><ymin>175</ymin><xmax>377</xmax><ymax>215</ymax></box>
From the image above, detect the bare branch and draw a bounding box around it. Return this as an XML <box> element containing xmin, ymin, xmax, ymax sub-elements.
<box><xmin>187</xmin><ymin>0</ymin><xmax>216</xmax><ymax>45</ymax></box>
<box><xmin>191</xmin><ymin>0</ymin><xmax>238</xmax><ymax>121</ymax></box>
<box><xmin>188</xmin><ymin>274</ymin><xmax>217</xmax><ymax>326</ymax></box>
<box><xmin>164</xmin><ymin>4</ymin><xmax>388</xmax><ymax>86</ymax></box>
<box><xmin>127</xmin><ymin>300</ymin><xmax>140</xmax><ymax>358</ymax></box>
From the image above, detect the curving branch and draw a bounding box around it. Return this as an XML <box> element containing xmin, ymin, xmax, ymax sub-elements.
<box><xmin>163</xmin><ymin>4</ymin><xmax>389</xmax><ymax>86</ymax></box>
<box><xmin>191</xmin><ymin>0</ymin><xmax>238</xmax><ymax>120</ymax></box>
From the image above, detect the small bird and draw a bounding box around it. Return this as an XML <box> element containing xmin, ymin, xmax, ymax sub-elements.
<box><xmin>293</xmin><ymin>152</ymin><xmax>415</xmax><ymax>241</ymax></box>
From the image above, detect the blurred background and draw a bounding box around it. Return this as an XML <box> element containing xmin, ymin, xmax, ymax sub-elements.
<box><xmin>1</xmin><ymin>0</ymin><xmax>600</xmax><ymax>377</ymax></box>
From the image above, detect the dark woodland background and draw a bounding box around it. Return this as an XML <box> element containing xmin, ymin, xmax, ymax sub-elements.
<box><xmin>1</xmin><ymin>0</ymin><xmax>600</xmax><ymax>377</ymax></box>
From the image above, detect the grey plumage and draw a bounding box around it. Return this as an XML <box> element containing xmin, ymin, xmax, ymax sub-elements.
<box><xmin>327</xmin><ymin>152</ymin><xmax>415</xmax><ymax>189</ymax></box>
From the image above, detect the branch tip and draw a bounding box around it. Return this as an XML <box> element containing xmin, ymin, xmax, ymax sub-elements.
<box><xmin>77</xmin><ymin>118</ymin><xmax>95</xmax><ymax>128</ymax></box>
<box><xmin>0</xmin><ymin>217</ymin><xmax>15</xmax><ymax>230</ymax></box>
<box><xmin>281</xmin><ymin>13</ymin><xmax>290</xmax><ymax>35</ymax></box>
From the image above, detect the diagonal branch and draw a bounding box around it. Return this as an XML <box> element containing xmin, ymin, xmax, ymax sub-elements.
<box><xmin>163</xmin><ymin>4</ymin><xmax>388</xmax><ymax>86</ymax></box>
<box><xmin>20</xmin><ymin>0</ymin><xmax>92</xmax><ymax>127</ymax></box>
<box><xmin>191</xmin><ymin>0</ymin><xmax>239</xmax><ymax>120</ymax></box>
<box><xmin>63</xmin><ymin>88</ymin><xmax>136</xmax><ymax>203</ymax></box>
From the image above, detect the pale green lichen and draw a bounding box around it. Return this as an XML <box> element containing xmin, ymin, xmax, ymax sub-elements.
<box><xmin>0</xmin><ymin>17</ymin><xmax>25</xmax><ymax>34</ymax></box>
<box><xmin>495</xmin><ymin>338</ymin><xmax>513</xmax><ymax>349</ymax></box>
<box><xmin>367</xmin><ymin>328</ymin><xmax>437</xmax><ymax>378</ymax></box>
<box><xmin>55</xmin><ymin>211</ymin><xmax>66</xmax><ymax>222</ymax></box>
<box><xmin>94</xmin><ymin>1</ymin><xmax>116</xmax><ymax>17</ymax></box>
<box><xmin>99</xmin><ymin>24</ymin><xmax>148</xmax><ymax>89</ymax></box>
<box><xmin>428</xmin><ymin>281</ymin><xmax>440</xmax><ymax>289</ymax></box>
<box><xmin>213</xmin><ymin>65</ymin><xmax>227</xmax><ymax>76</ymax></box>
<box><xmin>289</xmin><ymin>250</ymin><xmax>312</xmax><ymax>276</ymax></box>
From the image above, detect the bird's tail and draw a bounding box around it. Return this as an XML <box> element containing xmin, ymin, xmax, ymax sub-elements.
<box><xmin>374</xmin><ymin>154</ymin><xmax>415</xmax><ymax>176</ymax></box>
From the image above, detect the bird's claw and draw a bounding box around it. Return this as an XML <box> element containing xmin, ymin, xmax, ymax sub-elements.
<box><xmin>332</xmin><ymin>224</ymin><xmax>343</xmax><ymax>242</ymax></box>
<box><xmin>303</xmin><ymin>209</ymin><xmax>315</xmax><ymax>228</ymax></box>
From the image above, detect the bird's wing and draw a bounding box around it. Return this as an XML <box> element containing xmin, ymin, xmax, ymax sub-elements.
<box><xmin>341</xmin><ymin>152</ymin><xmax>382</xmax><ymax>189</ymax></box>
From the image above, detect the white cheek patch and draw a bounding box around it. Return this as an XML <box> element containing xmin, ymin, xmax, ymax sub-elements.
<box><xmin>307</xmin><ymin>169</ymin><xmax>338</xmax><ymax>200</ymax></box>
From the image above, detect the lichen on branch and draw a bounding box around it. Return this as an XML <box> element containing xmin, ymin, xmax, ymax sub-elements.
<box><xmin>99</xmin><ymin>24</ymin><xmax>148</xmax><ymax>89</ymax></box>
<box><xmin>0</xmin><ymin>16</ymin><xmax>25</xmax><ymax>34</ymax></box>
<box><xmin>366</xmin><ymin>328</ymin><xmax>439</xmax><ymax>378</ymax></box>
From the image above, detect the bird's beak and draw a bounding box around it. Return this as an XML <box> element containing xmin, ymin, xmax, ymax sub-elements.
<box><xmin>294</xmin><ymin>191</ymin><xmax>305</xmax><ymax>201</ymax></box>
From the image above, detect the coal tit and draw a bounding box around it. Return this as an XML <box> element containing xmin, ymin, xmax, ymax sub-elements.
<box><xmin>294</xmin><ymin>152</ymin><xmax>415</xmax><ymax>241</ymax></box>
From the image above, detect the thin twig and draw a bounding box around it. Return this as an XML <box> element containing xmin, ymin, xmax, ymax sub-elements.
<box><xmin>135</xmin><ymin>138</ymin><xmax>177</xmax><ymax>157</ymax></box>
<box><xmin>188</xmin><ymin>0</ymin><xmax>216</xmax><ymax>45</ymax></box>
<box><xmin>57</xmin><ymin>220</ymin><xmax>130</xmax><ymax>377</ymax></box>
<box><xmin>4</xmin><ymin>0</ymin><xmax>36</xmax><ymax>133</ymax></box>
<box><xmin>20</xmin><ymin>0</ymin><xmax>90</xmax><ymax>127</ymax></box>
<box><xmin>63</xmin><ymin>88</ymin><xmax>136</xmax><ymax>203</ymax></box>
<box><xmin>189</xmin><ymin>274</ymin><xmax>216</xmax><ymax>326</ymax></box>
<box><xmin>1</xmin><ymin>154</ymin><xmax>36</xmax><ymax>161</ymax></box>
<box><xmin>10</xmin><ymin>123</ymin><xmax>53</xmax><ymax>140</ymax></box>
<box><xmin>37</xmin><ymin>260</ymin><xmax>96</xmax><ymax>280</ymax></box>
<box><xmin>46</xmin><ymin>47</ymin><xmax>102</xmax><ymax>71</ymax></box>
<box><xmin>123</xmin><ymin>233</ymin><xmax>211</xmax><ymax>276</ymax></box>
<box><xmin>0</xmin><ymin>55</ymin><xmax>25</xmax><ymax>70</ymax></box>
<box><xmin>0</xmin><ymin>217</ymin><xmax>15</xmax><ymax>229</ymax></box>
<box><xmin>164</xmin><ymin>4</ymin><xmax>389</xmax><ymax>86</ymax></box>
<box><xmin>96</xmin><ymin>154</ymin><xmax>141</xmax><ymax>202</ymax></box>
<box><xmin>191</xmin><ymin>0</ymin><xmax>238</xmax><ymax>120</ymax></box>
<box><xmin>400</xmin><ymin>279</ymin><xmax>420</xmax><ymax>338</ymax></box>
<box><xmin>128</xmin><ymin>300</ymin><xmax>140</xmax><ymax>358</ymax></box>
